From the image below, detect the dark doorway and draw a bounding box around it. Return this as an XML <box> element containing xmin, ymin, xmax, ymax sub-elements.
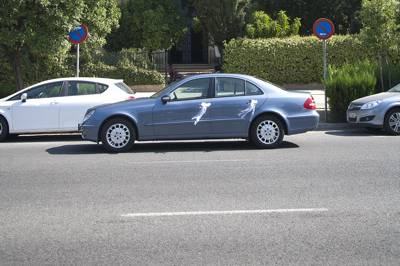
<box><xmin>191</xmin><ymin>29</ymin><xmax>206</xmax><ymax>63</ymax></box>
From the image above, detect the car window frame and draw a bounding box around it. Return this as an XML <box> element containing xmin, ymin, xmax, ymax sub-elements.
<box><xmin>7</xmin><ymin>81</ymin><xmax>67</xmax><ymax>101</ymax></box>
<box><xmin>65</xmin><ymin>81</ymin><xmax>108</xmax><ymax>97</ymax></box>
<box><xmin>169</xmin><ymin>77</ymin><xmax>213</xmax><ymax>102</ymax></box>
<box><xmin>214</xmin><ymin>77</ymin><xmax>248</xmax><ymax>98</ymax></box>
<box><xmin>245</xmin><ymin>81</ymin><xmax>264</xmax><ymax>96</ymax></box>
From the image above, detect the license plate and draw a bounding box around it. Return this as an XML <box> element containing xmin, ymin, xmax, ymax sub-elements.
<box><xmin>348</xmin><ymin>112</ymin><xmax>357</xmax><ymax>118</ymax></box>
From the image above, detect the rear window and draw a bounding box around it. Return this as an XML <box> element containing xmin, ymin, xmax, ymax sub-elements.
<box><xmin>115</xmin><ymin>82</ymin><xmax>134</xmax><ymax>94</ymax></box>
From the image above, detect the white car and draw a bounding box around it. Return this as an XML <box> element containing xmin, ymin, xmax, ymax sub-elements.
<box><xmin>0</xmin><ymin>77</ymin><xmax>136</xmax><ymax>141</ymax></box>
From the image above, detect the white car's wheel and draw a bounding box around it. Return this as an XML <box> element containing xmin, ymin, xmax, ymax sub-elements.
<box><xmin>250</xmin><ymin>115</ymin><xmax>284</xmax><ymax>149</ymax></box>
<box><xmin>100</xmin><ymin>118</ymin><xmax>136</xmax><ymax>153</ymax></box>
<box><xmin>0</xmin><ymin>116</ymin><xmax>9</xmax><ymax>142</ymax></box>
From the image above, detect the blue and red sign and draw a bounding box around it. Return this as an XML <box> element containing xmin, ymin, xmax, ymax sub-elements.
<box><xmin>68</xmin><ymin>24</ymin><xmax>89</xmax><ymax>44</ymax></box>
<box><xmin>313</xmin><ymin>18</ymin><xmax>335</xmax><ymax>40</ymax></box>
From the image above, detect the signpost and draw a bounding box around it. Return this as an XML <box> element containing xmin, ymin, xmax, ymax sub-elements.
<box><xmin>313</xmin><ymin>18</ymin><xmax>335</xmax><ymax>122</ymax></box>
<box><xmin>68</xmin><ymin>24</ymin><xmax>89</xmax><ymax>77</ymax></box>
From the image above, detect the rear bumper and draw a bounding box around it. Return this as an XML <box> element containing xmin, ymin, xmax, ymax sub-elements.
<box><xmin>287</xmin><ymin>111</ymin><xmax>319</xmax><ymax>135</ymax></box>
<box><xmin>79</xmin><ymin>123</ymin><xmax>99</xmax><ymax>142</ymax></box>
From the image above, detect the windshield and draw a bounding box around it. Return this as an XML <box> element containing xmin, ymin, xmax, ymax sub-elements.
<box><xmin>150</xmin><ymin>81</ymin><xmax>179</xmax><ymax>98</ymax></box>
<box><xmin>388</xmin><ymin>83</ymin><xmax>400</xmax><ymax>92</ymax></box>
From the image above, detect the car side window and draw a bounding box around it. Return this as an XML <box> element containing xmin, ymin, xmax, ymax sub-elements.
<box><xmin>246</xmin><ymin>82</ymin><xmax>263</xmax><ymax>95</ymax></box>
<box><xmin>170</xmin><ymin>78</ymin><xmax>211</xmax><ymax>101</ymax></box>
<box><xmin>215</xmin><ymin>78</ymin><xmax>245</xmax><ymax>97</ymax></box>
<box><xmin>67</xmin><ymin>81</ymin><xmax>97</xmax><ymax>96</ymax></box>
<box><xmin>27</xmin><ymin>82</ymin><xmax>64</xmax><ymax>99</ymax></box>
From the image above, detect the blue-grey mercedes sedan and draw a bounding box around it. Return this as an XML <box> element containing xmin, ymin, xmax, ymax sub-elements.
<box><xmin>80</xmin><ymin>74</ymin><xmax>319</xmax><ymax>152</ymax></box>
<box><xmin>347</xmin><ymin>84</ymin><xmax>400</xmax><ymax>135</ymax></box>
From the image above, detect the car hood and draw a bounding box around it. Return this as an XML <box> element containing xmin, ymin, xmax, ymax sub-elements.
<box><xmin>91</xmin><ymin>97</ymin><xmax>157</xmax><ymax>112</ymax></box>
<box><xmin>353</xmin><ymin>92</ymin><xmax>399</xmax><ymax>104</ymax></box>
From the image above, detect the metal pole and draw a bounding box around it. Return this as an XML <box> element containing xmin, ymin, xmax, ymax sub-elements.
<box><xmin>323</xmin><ymin>40</ymin><xmax>328</xmax><ymax>122</ymax></box>
<box><xmin>77</xmin><ymin>43</ymin><xmax>80</xmax><ymax>77</ymax></box>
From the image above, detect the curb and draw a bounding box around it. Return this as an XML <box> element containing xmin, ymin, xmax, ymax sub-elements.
<box><xmin>316</xmin><ymin>123</ymin><xmax>360</xmax><ymax>131</ymax></box>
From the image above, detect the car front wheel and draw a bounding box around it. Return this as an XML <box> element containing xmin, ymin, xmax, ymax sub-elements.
<box><xmin>0</xmin><ymin>116</ymin><xmax>9</xmax><ymax>142</ymax></box>
<box><xmin>250</xmin><ymin>115</ymin><xmax>284</xmax><ymax>149</ymax></box>
<box><xmin>100</xmin><ymin>118</ymin><xmax>136</xmax><ymax>153</ymax></box>
<box><xmin>384</xmin><ymin>108</ymin><xmax>400</xmax><ymax>135</ymax></box>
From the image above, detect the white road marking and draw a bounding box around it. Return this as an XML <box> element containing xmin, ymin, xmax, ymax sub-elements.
<box><xmin>121</xmin><ymin>208</ymin><xmax>328</xmax><ymax>218</ymax></box>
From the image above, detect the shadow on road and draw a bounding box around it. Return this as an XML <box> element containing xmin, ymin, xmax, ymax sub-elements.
<box><xmin>324</xmin><ymin>129</ymin><xmax>388</xmax><ymax>137</ymax></box>
<box><xmin>5</xmin><ymin>134</ymin><xmax>82</xmax><ymax>143</ymax></box>
<box><xmin>46</xmin><ymin>140</ymin><xmax>299</xmax><ymax>155</ymax></box>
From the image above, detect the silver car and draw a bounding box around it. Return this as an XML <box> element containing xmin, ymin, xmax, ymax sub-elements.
<box><xmin>80</xmin><ymin>74</ymin><xmax>319</xmax><ymax>152</ymax></box>
<box><xmin>347</xmin><ymin>84</ymin><xmax>400</xmax><ymax>134</ymax></box>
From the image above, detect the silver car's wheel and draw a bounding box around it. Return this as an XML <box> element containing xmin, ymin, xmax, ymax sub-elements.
<box><xmin>257</xmin><ymin>120</ymin><xmax>280</xmax><ymax>144</ymax></box>
<box><xmin>388</xmin><ymin>112</ymin><xmax>400</xmax><ymax>133</ymax></box>
<box><xmin>0</xmin><ymin>116</ymin><xmax>8</xmax><ymax>142</ymax></box>
<box><xmin>385</xmin><ymin>108</ymin><xmax>400</xmax><ymax>136</ymax></box>
<box><xmin>106</xmin><ymin>123</ymin><xmax>131</xmax><ymax>149</ymax></box>
<box><xmin>101</xmin><ymin>118</ymin><xmax>136</xmax><ymax>153</ymax></box>
<box><xmin>250</xmin><ymin>115</ymin><xmax>284</xmax><ymax>149</ymax></box>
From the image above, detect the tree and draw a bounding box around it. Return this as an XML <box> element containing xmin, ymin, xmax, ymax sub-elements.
<box><xmin>106</xmin><ymin>0</ymin><xmax>186</xmax><ymax>52</ymax></box>
<box><xmin>359</xmin><ymin>0</ymin><xmax>399</xmax><ymax>91</ymax></box>
<box><xmin>191</xmin><ymin>0</ymin><xmax>250</xmax><ymax>49</ymax></box>
<box><xmin>252</xmin><ymin>0</ymin><xmax>362</xmax><ymax>35</ymax></box>
<box><xmin>0</xmin><ymin>0</ymin><xmax>120</xmax><ymax>91</ymax></box>
<box><xmin>245</xmin><ymin>10</ymin><xmax>301</xmax><ymax>38</ymax></box>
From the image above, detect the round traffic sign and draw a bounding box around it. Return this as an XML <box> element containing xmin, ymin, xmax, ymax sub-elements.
<box><xmin>313</xmin><ymin>18</ymin><xmax>335</xmax><ymax>40</ymax></box>
<box><xmin>68</xmin><ymin>24</ymin><xmax>89</xmax><ymax>44</ymax></box>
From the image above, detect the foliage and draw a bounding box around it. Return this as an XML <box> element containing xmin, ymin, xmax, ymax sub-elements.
<box><xmin>358</xmin><ymin>0</ymin><xmax>400</xmax><ymax>91</ymax></box>
<box><xmin>324</xmin><ymin>60</ymin><xmax>377</xmax><ymax>121</ymax></box>
<box><xmin>0</xmin><ymin>0</ymin><xmax>120</xmax><ymax>91</ymax></box>
<box><xmin>251</xmin><ymin>0</ymin><xmax>362</xmax><ymax>35</ymax></box>
<box><xmin>223</xmin><ymin>35</ymin><xmax>374</xmax><ymax>84</ymax></box>
<box><xmin>191</xmin><ymin>0</ymin><xmax>250</xmax><ymax>48</ymax></box>
<box><xmin>82</xmin><ymin>62</ymin><xmax>165</xmax><ymax>86</ymax></box>
<box><xmin>106</xmin><ymin>0</ymin><xmax>186</xmax><ymax>52</ymax></box>
<box><xmin>245</xmin><ymin>10</ymin><xmax>301</xmax><ymax>38</ymax></box>
<box><xmin>100</xmin><ymin>48</ymin><xmax>154</xmax><ymax>70</ymax></box>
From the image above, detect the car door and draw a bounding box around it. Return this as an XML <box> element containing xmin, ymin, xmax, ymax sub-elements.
<box><xmin>58</xmin><ymin>81</ymin><xmax>108</xmax><ymax>131</ymax></box>
<box><xmin>11</xmin><ymin>82</ymin><xmax>63</xmax><ymax>132</ymax></box>
<box><xmin>208</xmin><ymin>77</ymin><xmax>266</xmax><ymax>137</ymax></box>
<box><xmin>152</xmin><ymin>78</ymin><xmax>213</xmax><ymax>139</ymax></box>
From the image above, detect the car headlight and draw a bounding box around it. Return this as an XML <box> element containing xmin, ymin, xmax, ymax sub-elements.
<box><xmin>361</xmin><ymin>100</ymin><xmax>382</xmax><ymax>110</ymax></box>
<box><xmin>83</xmin><ymin>110</ymin><xmax>95</xmax><ymax>123</ymax></box>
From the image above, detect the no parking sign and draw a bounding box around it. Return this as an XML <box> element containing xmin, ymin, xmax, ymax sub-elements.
<box><xmin>68</xmin><ymin>24</ymin><xmax>89</xmax><ymax>77</ymax></box>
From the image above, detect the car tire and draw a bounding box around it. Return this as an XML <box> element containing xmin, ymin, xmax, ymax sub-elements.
<box><xmin>100</xmin><ymin>118</ymin><xmax>136</xmax><ymax>153</ymax></box>
<box><xmin>250</xmin><ymin>115</ymin><xmax>284</xmax><ymax>149</ymax></box>
<box><xmin>384</xmin><ymin>108</ymin><xmax>400</xmax><ymax>136</ymax></box>
<box><xmin>0</xmin><ymin>116</ymin><xmax>9</xmax><ymax>142</ymax></box>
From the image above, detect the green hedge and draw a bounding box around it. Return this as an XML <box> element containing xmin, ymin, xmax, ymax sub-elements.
<box><xmin>223</xmin><ymin>35</ymin><xmax>374</xmax><ymax>84</ymax></box>
<box><xmin>81</xmin><ymin>62</ymin><xmax>165</xmax><ymax>86</ymax></box>
<box><xmin>324</xmin><ymin>60</ymin><xmax>377</xmax><ymax>122</ymax></box>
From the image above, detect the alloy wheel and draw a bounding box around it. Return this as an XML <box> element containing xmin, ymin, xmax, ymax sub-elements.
<box><xmin>106</xmin><ymin>123</ymin><xmax>131</xmax><ymax>149</ymax></box>
<box><xmin>388</xmin><ymin>112</ymin><xmax>400</xmax><ymax>133</ymax></box>
<box><xmin>256</xmin><ymin>120</ymin><xmax>280</xmax><ymax>144</ymax></box>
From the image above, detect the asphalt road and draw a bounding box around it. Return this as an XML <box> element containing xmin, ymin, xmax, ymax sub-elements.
<box><xmin>0</xmin><ymin>130</ymin><xmax>399</xmax><ymax>265</ymax></box>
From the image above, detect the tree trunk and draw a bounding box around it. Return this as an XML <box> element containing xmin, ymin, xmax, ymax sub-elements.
<box><xmin>12</xmin><ymin>49</ymin><xmax>24</xmax><ymax>91</ymax></box>
<box><xmin>385</xmin><ymin>55</ymin><xmax>391</xmax><ymax>89</ymax></box>
<box><xmin>379</xmin><ymin>55</ymin><xmax>384</xmax><ymax>92</ymax></box>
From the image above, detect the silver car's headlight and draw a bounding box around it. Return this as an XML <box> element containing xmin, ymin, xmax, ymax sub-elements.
<box><xmin>361</xmin><ymin>100</ymin><xmax>381</xmax><ymax>110</ymax></box>
<box><xmin>83</xmin><ymin>110</ymin><xmax>95</xmax><ymax>123</ymax></box>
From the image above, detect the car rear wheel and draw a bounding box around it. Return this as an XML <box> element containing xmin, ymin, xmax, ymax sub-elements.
<box><xmin>250</xmin><ymin>115</ymin><xmax>284</xmax><ymax>149</ymax></box>
<box><xmin>100</xmin><ymin>118</ymin><xmax>136</xmax><ymax>153</ymax></box>
<box><xmin>384</xmin><ymin>108</ymin><xmax>400</xmax><ymax>135</ymax></box>
<box><xmin>0</xmin><ymin>116</ymin><xmax>9</xmax><ymax>142</ymax></box>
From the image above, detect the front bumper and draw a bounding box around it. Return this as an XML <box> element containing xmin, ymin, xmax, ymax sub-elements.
<box><xmin>346</xmin><ymin>109</ymin><xmax>383</xmax><ymax>127</ymax></box>
<box><xmin>79</xmin><ymin>123</ymin><xmax>99</xmax><ymax>142</ymax></box>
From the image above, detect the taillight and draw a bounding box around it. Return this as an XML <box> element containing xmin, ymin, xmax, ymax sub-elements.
<box><xmin>128</xmin><ymin>96</ymin><xmax>135</xmax><ymax>100</ymax></box>
<box><xmin>304</xmin><ymin>96</ymin><xmax>316</xmax><ymax>110</ymax></box>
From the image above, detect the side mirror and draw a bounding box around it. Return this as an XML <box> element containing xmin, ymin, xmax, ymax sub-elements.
<box><xmin>21</xmin><ymin>93</ymin><xmax>27</xmax><ymax>103</ymax></box>
<box><xmin>161</xmin><ymin>95</ymin><xmax>171</xmax><ymax>104</ymax></box>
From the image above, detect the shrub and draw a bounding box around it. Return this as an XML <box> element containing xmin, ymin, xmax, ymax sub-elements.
<box><xmin>324</xmin><ymin>60</ymin><xmax>377</xmax><ymax>122</ymax></box>
<box><xmin>82</xmin><ymin>62</ymin><xmax>165</xmax><ymax>86</ymax></box>
<box><xmin>223</xmin><ymin>35</ymin><xmax>374</xmax><ymax>84</ymax></box>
